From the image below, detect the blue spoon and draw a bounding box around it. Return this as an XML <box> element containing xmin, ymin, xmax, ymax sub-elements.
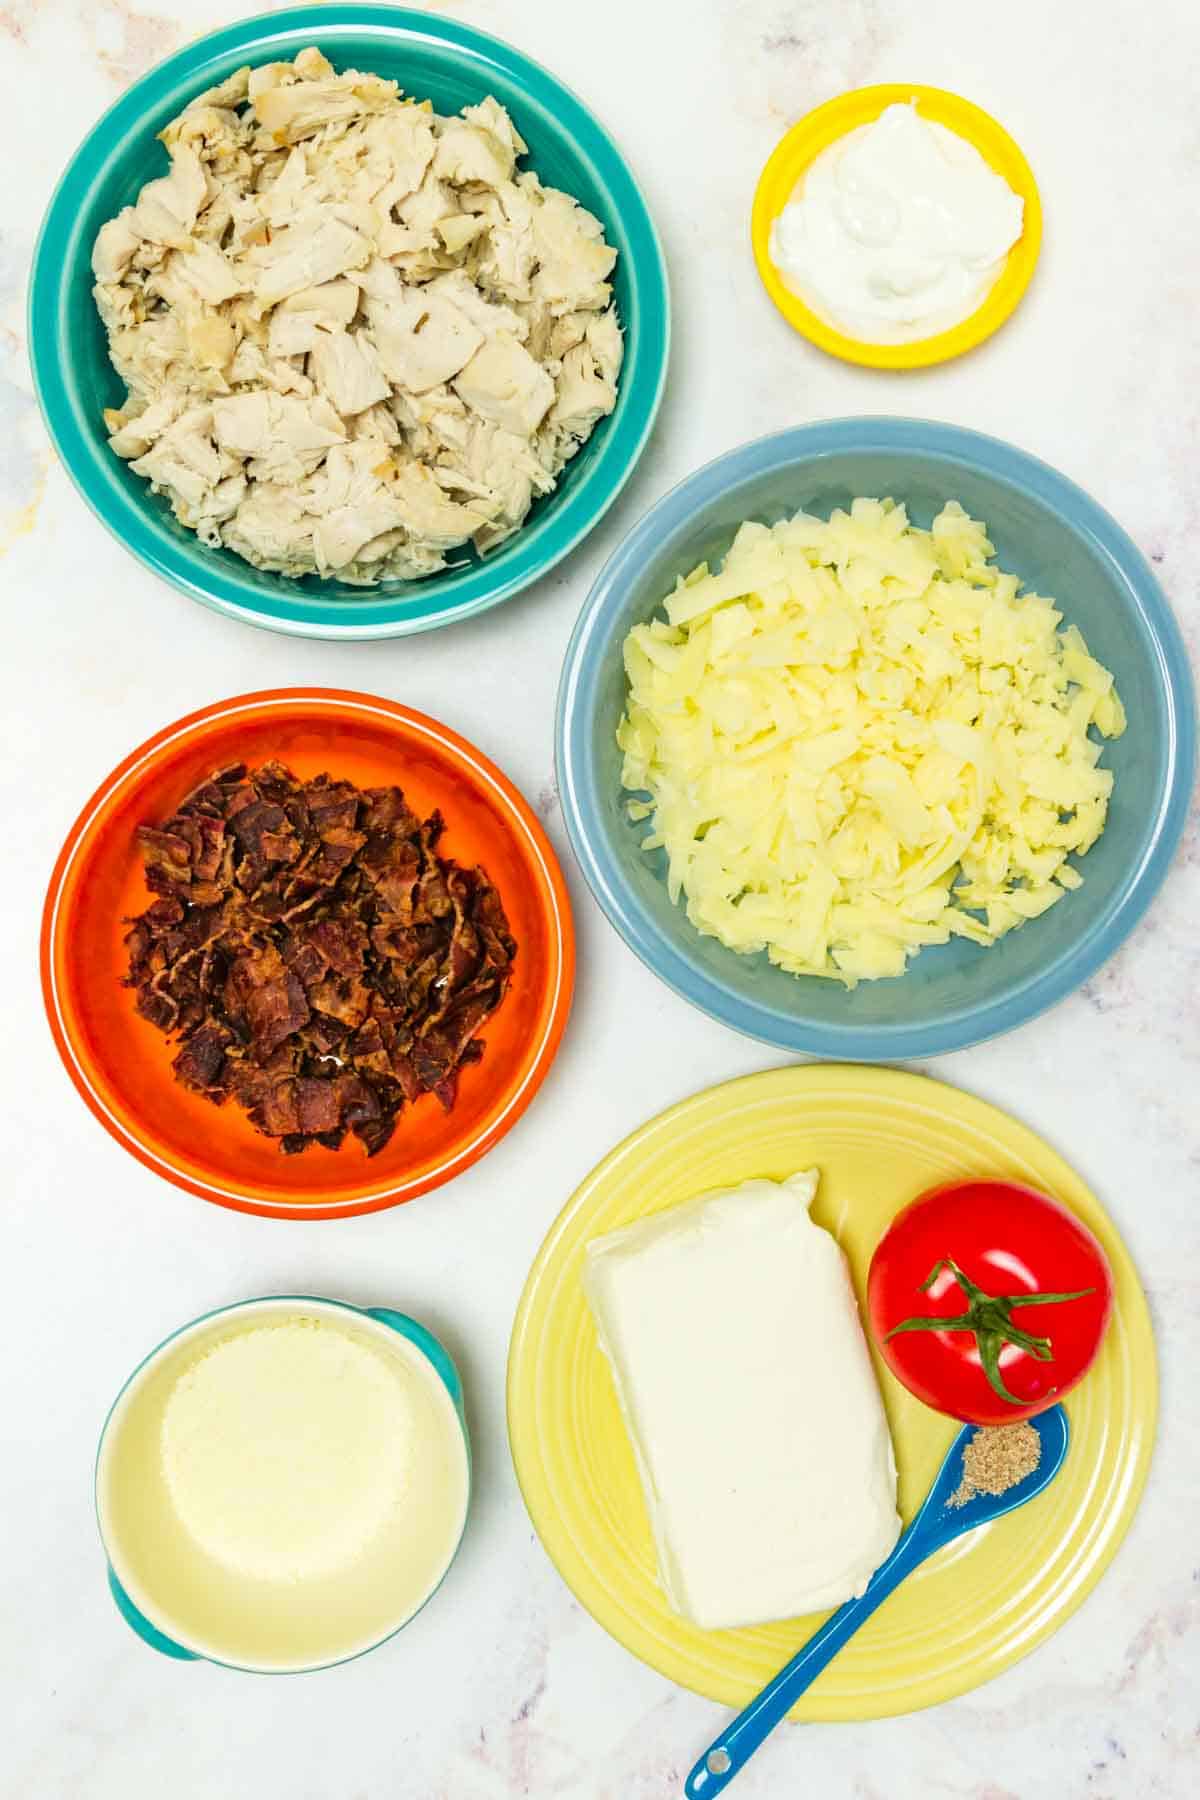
<box><xmin>684</xmin><ymin>1405</ymin><xmax>1069</xmax><ymax>1798</ymax></box>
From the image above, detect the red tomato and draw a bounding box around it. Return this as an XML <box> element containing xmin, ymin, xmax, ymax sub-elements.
<box><xmin>866</xmin><ymin>1180</ymin><xmax>1114</xmax><ymax>1425</ymax></box>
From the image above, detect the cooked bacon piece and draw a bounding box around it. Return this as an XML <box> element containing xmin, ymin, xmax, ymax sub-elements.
<box><xmin>228</xmin><ymin>945</ymin><xmax>311</xmax><ymax>1058</ymax></box>
<box><xmin>172</xmin><ymin>1022</ymin><xmax>231</xmax><ymax>1094</ymax></box>
<box><xmin>123</xmin><ymin>759</ymin><xmax>516</xmax><ymax>1156</ymax></box>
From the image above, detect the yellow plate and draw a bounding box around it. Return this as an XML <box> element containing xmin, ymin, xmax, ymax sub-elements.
<box><xmin>507</xmin><ymin>1066</ymin><xmax>1155</xmax><ymax>1720</ymax></box>
<box><xmin>751</xmin><ymin>84</ymin><xmax>1043</xmax><ymax>369</ymax></box>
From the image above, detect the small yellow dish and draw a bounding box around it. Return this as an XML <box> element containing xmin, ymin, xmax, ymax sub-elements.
<box><xmin>751</xmin><ymin>84</ymin><xmax>1042</xmax><ymax>369</ymax></box>
<box><xmin>507</xmin><ymin>1066</ymin><xmax>1155</xmax><ymax>1720</ymax></box>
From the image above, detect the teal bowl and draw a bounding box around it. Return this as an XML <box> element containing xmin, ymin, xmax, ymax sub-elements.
<box><xmin>557</xmin><ymin>420</ymin><xmax>1197</xmax><ymax>1058</ymax></box>
<box><xmin>29</xmin><ymin>5</ymin><xmax>669</xmax><ymax>639</ymax></box>
<box><xmin>96</xmin><ymin>1296</ymin><xmax>470</xmax><ymax>1672</ymax></box>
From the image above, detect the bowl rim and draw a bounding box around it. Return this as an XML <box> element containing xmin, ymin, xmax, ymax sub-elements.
<box><xmin>41</xmin><ymin>686</ymin><xmax>575</xmax><ymax>1217</ymax></box>
<box><xmin>27</xmin><ymin>2</ymin><xmax>670</xmax><ymax>640</ymax></box>
<box><xmin>556</xmin><ymin>417</ymin><xmax>1198</xmax><ymax>1059</ymax></box>
<box><xmin>750</xmin><ymin>84</ymin><xmax>1042</xmax><ymax>369</ymax></box>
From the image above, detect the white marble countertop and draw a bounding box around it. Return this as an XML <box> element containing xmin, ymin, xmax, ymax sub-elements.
<box><xmin>2</xmin><ymin>2</ymin><xmax>1197</xmax><ymax>1796</ymax></box>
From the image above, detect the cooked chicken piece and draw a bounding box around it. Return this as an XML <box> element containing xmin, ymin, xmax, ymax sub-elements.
<box><xmin>161</xmin><ymin>70</ymin><xmax>252</xmax><ymax>169</ymax></box>
<box><xmin>426</xmin><ymin>270</ymin><xmax>528</xmax><ymax>342</ymax></box>
<box><xmin>260</xmin><ymin>145</ymin><xmax>310</xmax><ymax>226</ymax></box>
<box><xmin>192</xmin><ymin>187</ymin><xmax>234</xmax><ymax>246</ymax></box>
<box><xmin>353</xmin><ymin>528</ymin><xmax>406</xmax><ymax>566</ymax></box>
<box><xmin>109</xmin><ymin>314</ymin><xmax>188</xmax><ymax>401</ymax></box>
<box><xmin>387</xmin><ymin>460</ymin><xmax>488</xmax><ymax>548</ymax></box>
<box><xmin>350</xmin><ymin>401</ymin><xmax>401</xmax><ymax>446</ymax></box>
<box><xmin>313</xmin><ymin>497</ymin><xmax>411</xmax><ymax>570</ymax></box>
<box><xmin>267</xmin><ymin>309</ymin><xmax>320</xmax><ymax>358</ymax></box>
<box><xmin>548</xmin><ymin>340</ymin><xmax>617</xmax><ymax>439</ymax></box>
<box><xmin>163</xmin><ymin>102</ymin><xmax>250</xmax><ymax>176</ymax></box>
<box><xmin>376</xmin><ymin>220</ymin><xmax>438</xmax><ymax>261</ymax></box>
<box><xmin>128</xmin><ymin>146</ymin><xmax>209</xmax><ymax>246</ymax></box>
<box><xmin>529</xmin><ymin>182</ymin><xmax>616</xmax><ymax>315</ymax></box>
<box><xmin>252</xmin><ymin>68</ymin><xmax>398</xmax><ymax>146</ymax></box>
<box><xmin>304</xmin><ymin>443</ymin><xmax>485</xmax><ymax>570</ymax></box>
<box><xmin>435</xmin><ymin>417</ymin><xmax>554</xmax><ymax>544</ymax></box>
<box><xmin>92</xmin><ymin>213</ymin><xmax>142</xmax><ymax>284</ymax></box>
<box><xmin>185</xmin><ymin>308</ymin><xmax>237</xmax><ymax>372</ymax></box>
<box><xmin>177</xmin><ymin>67</ymin><xmax>251</xmax><ymax>115</ymax></box>
<box><xmin>106</xmin><ymin>393</ymin><xmax>184</xmax><ymax>459</ymax></box>
<box><xmin>389</xmin><ymin>383</ymin><xmax>470</xmax><ymax>461</ymax></box>
<box><xmin>361</xmin><ymin>109</ymin><xmax>436</xmax><ymax>198</ymax></box>
<box><xmin>194</xmin><ymin>474</ymin><xmax>248</xmax><ymax>544</ymax></box>
<box><xmin>436</xmin><ymin>215</ymin><xmax>486</xmax><ymax>255</ymax></box>
<box><xmin>295</xmin><ymin>46</ymin><xmax>335</xmax><ymax>81</ymax></box>
<box><xmin>225</xmin><ymin>191</ymin><xmax>270</xmax><ymax>254</ymax></box>
<box><xmin>309</xmin><ymin>327</ymin><xmax>390</xmax><ymax>415</ymax></box>
<box><xmin>462</xmin><ymin>98</ymin><xmax>528</xmax><ymax>159</ymax></box>
<box><xmin>131</xmin><ymin>404</ymin><xmax>226</xmax><ymax>510</ymax></box>
<box><xmin>453</xmin><ymin>332</ymin><xmax>554</xmax><ymax>438</ymax></box>
<box><xmin>227</xmin><ymin>339</ymin><xmax>314</xmax><ymax>397</ymax></box>
<box><xmin>433</xmin><ymin>118</ymin><xmax>515</xmax><ymax>188</ymax></box>
<box><xmin>213</xmin><ymin>391</ymin><xmax>345</xmax><ymax>479</ymax></box>
<box><xmin>93</xmin><ymin>51</ymin><xmax>621</xmax><ymax>584</ymax></box>
<box><xmin>93</xmin><ymin>281</ymin><xmax>138</xmax><ymax>336</ymax></box>
<box><xmin>283</xmin><ymin>279</ymin><xmax>361</xmax><ymax>327</ymax></box>
<box><xmin>368</xmin><ymin>289</ymin><xmax>483</xmax><ymax>393</ymax></box>
<box><xmin>171</xmin><ymin>242</ymin><xmax>247</xmax><ymax>306</ymax></box>
<box><xmin>586</xmin><ymin>307</ymin><xmax>624</xmax><ymax>384</ymax></box>
<box><xmin>350</xmin><ymin>256</ymin><xmax>406</xmax><ymax>304</ymax></box>
<box><xmin>250</xmin><ymin>211</ymin><xmax>372</xmax><ymax>307</ymax></box>
<box><xmin>475</xmin><ymin>183</ymin><xmax>538</xmax><ymax>303</ymax></box>
<box><xmin>223</xmin><ymin>483</ymin><xmax>314</xmax><ymax>571</ymax></box>
<box><xmin>267</xmin><ymin>278</ymin><xmax>360</xmax><ymax>357</ymax></box>
<box><xmin>396</xmin><ymin>169</ymin><xmax>458</xmax><ymax>233</ymax></box>
<box><xmin>544</xmin><ymin>311</ymin><xmax>591</xmax><ymax>360</ymax></box>
<box><xmin>295</xmin><ymin>441</ymin><xmax>406</xmax><ymax>570</ymax></box>
<box><xmin>247</xmin><ymin>61</ymin><xmax>297</xmax><ymax>103</ymax></box>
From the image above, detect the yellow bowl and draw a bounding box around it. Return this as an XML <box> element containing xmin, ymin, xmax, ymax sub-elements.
<box><xmin>751</xmin><ymin>84</ymin><xmax>1042</xmax><ymax>369</ymax></box>
<box><xmin>507</xmin><ymin>1066</ymin><xmax>1155</xmax><ymax>1720</ymax></box>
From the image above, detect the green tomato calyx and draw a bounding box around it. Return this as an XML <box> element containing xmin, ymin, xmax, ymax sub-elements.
<box><xmin>883</xmin><ymin>1256</ymin><xmax>1096</xmax><ymax>1407</ymax></box>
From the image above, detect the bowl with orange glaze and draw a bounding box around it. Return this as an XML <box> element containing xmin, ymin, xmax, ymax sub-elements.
<box><xmin>41</xmin><ymin>688</ymin><xmax>574</xmax><ymax>1218</ymax></box>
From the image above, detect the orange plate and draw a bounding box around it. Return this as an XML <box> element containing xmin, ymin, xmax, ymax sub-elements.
<box><xmin>41</xmin><ymin>689</ymin><xmax>575</xmax><ymax>1219</ymax></box>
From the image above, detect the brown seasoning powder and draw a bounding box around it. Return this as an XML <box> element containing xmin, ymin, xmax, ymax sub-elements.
<box><xmin>949</xmin><ymin>1421</ymin><xmax>1042</xmax><ymax>1508</ymax></box>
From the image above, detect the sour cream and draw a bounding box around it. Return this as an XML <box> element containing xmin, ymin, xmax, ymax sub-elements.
<box><xmin>769</xmin><ymin>102</ymin><xmax>1024</xmax><ymax>343</ymax></box>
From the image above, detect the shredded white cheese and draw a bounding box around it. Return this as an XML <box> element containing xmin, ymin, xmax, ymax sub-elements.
<box><xmin>618</xmin><ymin>499</ymin><xmax>1124</xmax><ymax>984</ymax></box>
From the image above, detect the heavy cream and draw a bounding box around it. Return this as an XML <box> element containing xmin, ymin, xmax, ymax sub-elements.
<box><xmin>769</xmin><ymin>102</ymin><xmax>1024</xmax><ymax>343</ymax></box>
<box><xmin>584</xmin><ymin>1171</ymin><xmax>900</xmax><ymax>1630</ymax></box>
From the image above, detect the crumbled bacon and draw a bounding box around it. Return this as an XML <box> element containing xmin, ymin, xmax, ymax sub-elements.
<box><xmin>123</xmin><ymin>761</ymin><xmax>516</xmax><ymax>1156</ymax></box>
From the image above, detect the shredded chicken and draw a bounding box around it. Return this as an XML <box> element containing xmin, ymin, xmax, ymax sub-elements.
<box><xmin>92</xmin><ymin>50</ymin><xmax>623</xmax><ymax>584</ymax></box>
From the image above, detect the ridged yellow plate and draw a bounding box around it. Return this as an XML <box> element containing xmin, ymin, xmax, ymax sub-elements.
<box><xmin>507</xmin><ymin>1066</ymin><xmax>1155</xmax><ymax>1719</ymax></box>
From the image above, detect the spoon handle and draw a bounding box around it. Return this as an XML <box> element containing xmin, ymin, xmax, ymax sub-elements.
<box><xmin>683</xmin><ymin>1531</ymin><xmax>929</xmax><ymax>1798</ymax></box>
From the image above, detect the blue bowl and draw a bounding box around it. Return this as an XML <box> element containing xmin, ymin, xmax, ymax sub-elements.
<box><xmin>29</xmin><ymin>5</ymin><xmax>669</xmax><ymax>639</ymax></box>
<box><xmin>557</xmin><ymin>420</ymin><xmax>1197</xmax><ymax>1059</ymax></box>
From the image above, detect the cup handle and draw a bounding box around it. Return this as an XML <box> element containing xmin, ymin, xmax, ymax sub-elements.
<box><xmin>365</xmin><ymin>1308</ymin><xmax>466</xmax><ymax>1426</ymax></box>
<box><xmin>108</xmin><ymin>1568</ymin><xmax>199</xmax><ymax>1661</ymax></box>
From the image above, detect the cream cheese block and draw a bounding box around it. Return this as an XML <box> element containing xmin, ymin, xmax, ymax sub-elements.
<box><xmin>584</xmin><ymin>1170</ymin><xmax>900</xmax><ymax>1630</ymax></box>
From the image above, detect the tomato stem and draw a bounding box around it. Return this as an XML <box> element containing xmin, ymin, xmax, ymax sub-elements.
<box><xmin>884</xmin><ymin>1256</ymin><xmax>1097</xmax><ymax>1407</ymax></box>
